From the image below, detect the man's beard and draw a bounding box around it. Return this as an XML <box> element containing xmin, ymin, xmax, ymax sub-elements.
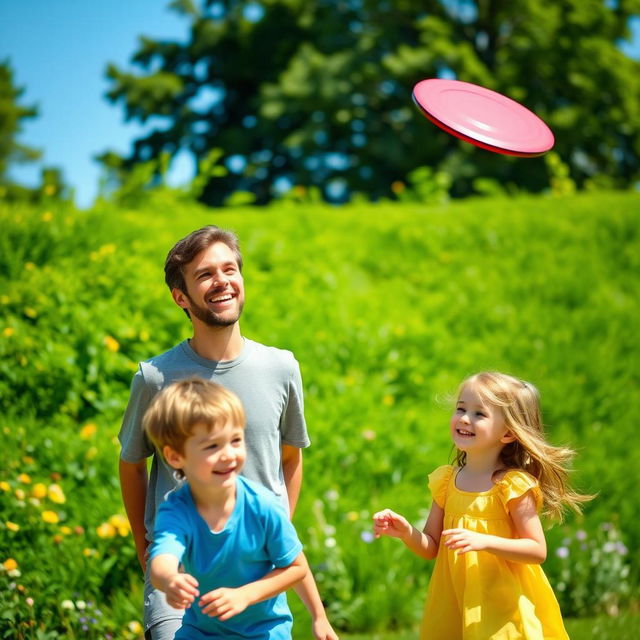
<box><xmin>186</xmin><ymin>295</ymin><xmax>244</xmax><ymax>327</ymax></box>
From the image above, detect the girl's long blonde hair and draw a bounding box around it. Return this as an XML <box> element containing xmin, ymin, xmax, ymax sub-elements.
<box><xmin>453</xmin><ymin>371</ymin><xmax>593</xmax><ymax>521</ymax></box>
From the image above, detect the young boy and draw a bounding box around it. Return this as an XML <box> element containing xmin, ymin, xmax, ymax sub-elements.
<box><xmin>143</xmin><ymin>377</ymin><xmax>308</xmax><ymax>639</ymax></box>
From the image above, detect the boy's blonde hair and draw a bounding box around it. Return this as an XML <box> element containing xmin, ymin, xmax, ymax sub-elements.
<box><xmin>143</xmin><ymin>378</ymin><xmax>245</xmax><ymax>459</ymax></box>
<box><xmin>453</xmin><ymin>371</ymin><xmax>593</xmax><ymax>521</ymax></box>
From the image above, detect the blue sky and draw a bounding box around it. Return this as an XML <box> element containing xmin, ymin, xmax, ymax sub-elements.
<box><xmin>0</xmin><ymin>0</ymin><xmax>191</xmax><ymax>207</ymax></box>
<box><xmin>1</xmin><ymin>2</ymin><xmax>639</xmax><ymax>209</ymax></box>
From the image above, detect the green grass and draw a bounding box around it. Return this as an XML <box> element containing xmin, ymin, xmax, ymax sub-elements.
<box><xmin>1</xmin><ymin>190</ymin><xmax>639</xmax><ymax>637</ymax></box>
<box><xmin>339</xmin><ymin>613</ymin><xmax>640</xmax><ymax>639</ymax></box>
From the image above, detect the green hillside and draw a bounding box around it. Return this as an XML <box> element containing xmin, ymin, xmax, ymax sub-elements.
<box><xmin>1</xmin><ymin>191</ymin><xmax>638</xmax><ymax>638</ymax></box>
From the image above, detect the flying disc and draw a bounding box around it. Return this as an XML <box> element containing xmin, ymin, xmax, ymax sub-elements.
<box><xmin>412</xmin><ymin>79</ymin><xmax>554</xmax><ymax>157</ymax></box>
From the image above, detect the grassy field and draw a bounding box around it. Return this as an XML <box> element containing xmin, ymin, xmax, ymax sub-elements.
<box><xmin>340</xmin><ymin>612</ymin><xmax>640</xmax><ymax>640</ymax></box>
<box><xmin>1</xmin><ymin>189</ymin><xmax>638</xmax><ymax>637</ymax></box>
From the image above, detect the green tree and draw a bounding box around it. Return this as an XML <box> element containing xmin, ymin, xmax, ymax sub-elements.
<box><xmin>0</xmin><ymin>60</ymin><xmax>70</xmax><ymax>203</ymax></box>
<box><xmin>104</xmin><ymin>0</ymin><xmax>640</xmax><ymax>204</ymax></box>
<box><xmin>0</xmin><ymin>60</ymin><xmax>41</xmax><ymax>196</ymax></box>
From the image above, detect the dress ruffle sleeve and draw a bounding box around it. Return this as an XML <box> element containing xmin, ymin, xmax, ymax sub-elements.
<box><xmin>428</xmin><ymin>465</ymin><xmax>454</xmax><ymax>508</ymax></box>
<box><xmin>498</xmin><ymin>470</ymin><xmax>543</xmax><ymax>513</ymax></box>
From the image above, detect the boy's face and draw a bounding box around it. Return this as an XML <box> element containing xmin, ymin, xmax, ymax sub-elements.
<box><xmin>165</xmin><ymin>421</ymin><xmax>246</xmax><ymax>491</ymax></box>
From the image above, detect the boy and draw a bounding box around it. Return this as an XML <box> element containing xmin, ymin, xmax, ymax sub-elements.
<box><xmin>143</xmin><ymin>377</ymin><xmax>308</xmax><ymax>639</ymax></box>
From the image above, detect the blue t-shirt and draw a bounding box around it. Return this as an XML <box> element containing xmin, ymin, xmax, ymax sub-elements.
<box><xmin>150</xmin><ymin>476</ymin><xmax>303</xmax><ymax>639</ymax></box>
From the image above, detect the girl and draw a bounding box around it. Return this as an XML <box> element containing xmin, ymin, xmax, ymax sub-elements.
<box><xmin>373</xmin><ymin>371</ymin><xmax>592</xmax><ymax>639</ymax></box>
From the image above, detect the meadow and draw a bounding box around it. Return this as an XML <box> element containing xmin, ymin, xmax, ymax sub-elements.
<box><xmin>0</xmin><ymin>189</ymin><xmax>638</xmax><ymax>638</ymax></box>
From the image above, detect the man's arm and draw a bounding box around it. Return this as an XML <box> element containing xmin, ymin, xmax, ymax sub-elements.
<box><xmin>119</xmin><ymin>458</ymin><xmax>149</xmax><ymax>572</ymax></box>
<box><xmin>281</xmin><ymin>445</ymin><xmax>339</xmax><ymax>640</ymax></box>
<box><xmin>281</xmin><ymin>444</ymin><xmax>303</xmax><ymax>516</ymax></box>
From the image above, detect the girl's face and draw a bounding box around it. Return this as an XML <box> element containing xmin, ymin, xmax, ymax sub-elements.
<box><xmin>450</xmin><ymin>383</ymin><xmax>515</xmax><ymax>454</ymax></box>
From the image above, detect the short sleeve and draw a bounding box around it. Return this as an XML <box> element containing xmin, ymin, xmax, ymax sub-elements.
<box><xmin>498</xmin><ymin>470</ymin><xmax>543</xmax><ymax>513</ymax></box>
<box><xmin>118</xmin><ymin>367</ymin><xmax>157</xmax><ymax>462</ymax></box>
<box><xmin>149</xmin><ymin>499</ymin><xmax>189</xmax><ymax>562</ymax></box>
<box><xmin>261</xmin><ymin>493</ymin><xmax>303</xmax><ymax>568</ymax></box>
<box><xmin>279</xmin><ymin>354</ymin><xmax>311</xmax><ymax>449</ymax></box>
<box><xmin>428</xmin><ymin>465</ymin><xmax>454</xmax><ymax>508</ymax></box>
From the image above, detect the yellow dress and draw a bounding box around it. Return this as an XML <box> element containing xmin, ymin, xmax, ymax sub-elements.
<box><xmin>420</xmin><ymin>465</ymin><xmax>569</xmax><ymax>640</ymax></box>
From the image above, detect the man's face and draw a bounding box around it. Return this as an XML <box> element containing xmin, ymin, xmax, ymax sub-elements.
<box><xmin>174</xmin><ymin>242</ymin><xmax>245</xmax><ymax>327</ymax></box>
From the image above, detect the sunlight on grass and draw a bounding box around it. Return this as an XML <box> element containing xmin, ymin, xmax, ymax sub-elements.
<box><xmin>339</xmin><ymin>612</ymin><xmax>640</xmax><ymax>640</ymax></box>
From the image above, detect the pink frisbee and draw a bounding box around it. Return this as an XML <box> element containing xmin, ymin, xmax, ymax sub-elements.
<box><xmin>412</xmin><ymin>79</ymin><xmax>554</xmax><ymax>157</ymax></box>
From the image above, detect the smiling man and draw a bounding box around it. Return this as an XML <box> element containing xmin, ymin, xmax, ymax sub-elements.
<box><xmin>118</xmin><ymin>226</ymin><xmax>337</xmax><ymax>640</ymax></box>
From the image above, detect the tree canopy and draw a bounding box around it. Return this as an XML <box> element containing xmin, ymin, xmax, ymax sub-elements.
<box><xmin>0</xmin><ymin>61</ymin><xmax>41</xmax><ymax>186</ymax></box>
<box><xmin>104</xmin><ymin>0</ymin><xmax>640</xmax><ymax>204</ymax></box>
<box><xmin>0</xmin><ymin>60</ymin><xmax>69</xmax><ymax>203</ymax></box>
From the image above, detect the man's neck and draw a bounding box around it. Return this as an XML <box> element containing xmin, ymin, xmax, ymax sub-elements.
<box><xmin>189</xmin><ymin>322</ymin><xmax>244</xmax><ymax>362</ymax></box>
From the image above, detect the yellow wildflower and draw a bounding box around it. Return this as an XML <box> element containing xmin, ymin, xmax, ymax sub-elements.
<box><xmin>6</xmin><ymin>522</ymin><xmax>20</xmax><ymax>532</ymax></box>
<box><xmin>97</xmin><ymin>522</ymin><xmax>116</xmax><ymax>539</ymax></box>
<box><xmin>42</xmin><ymin>510</ymin><xmax>60</xmax><ymax>524</ymax></box>
<box><xmin>382</xmin><ymin>394</ymin><xmax>395</xmax><ymax>407</ymax></box>
<box><xmin>2</xmin><ymin>558</ymin><xmax>18</xmax><ymax>571</ymax></box>
<box><xmin>24</xmin><ymin>262</ymin><xmax>36</xmax><ymax>271</ymax></box>
<box><xmin>60</xmin><ymin>526</ymin><xmax>72</xmax><ymax>536</ymax></box>
<box><xmin>80</xmin><ymin>423</ymin><xmax>97</xmax><ymax>439</ymax></box>
<box><xmin>24</xmin><ymin>308</ymin><xmax>38</xmax><ymax>319</ymax></box>
<box><xmin>2</xmin><ymin>327</ymin><xmax>14</xmax><ymax>337</ymax></box>
<box><xmin>109</xmin><ymin>514</ymin><xmax>130</xmax><ymax>537</ymax></box>
<box><xmin>15</xmin><ymin>488</ymin><xmax>26</xmax><ymax>500</ymax></box>
<box><xmin>22</xmin><ymin>456</ymin><xmax>34</xmax><ymax>465</ymax></box>
<box><xmin>41</xmin><ymin>211</ymin><xmax>53</xmax><ymax>222</ymax></box>
<box><xmin>32</xmin><ymin>483</ymin><xmax>47</xmax><ymax>499</ymax></box>
<box><xmin>0</xmin><ymin>481</ymin><xmax>10</xmax><ymax>492</ymax></box>
<box><xmin>48</xmin><ymin>484</ymin><xmax>66</xmax><ymax>504</ymax></box>
<box><xmin>83</xmin><ymin>548</ymin><xmax>97</xmax><ymax>557</ymax></box>
<box><xmin>104</xmin><ymin>335</ymin><xmax>120</xmax><ymax>352</ymax></box>
<box><xmin>18</xmin><ymin>473</ymin><xmax>31</xmax><ymax>484</ymax></box>
<box><xmin>128</xmin><ymin>621</ymin><xmax>143</xmax><ymax>634</ymax></box>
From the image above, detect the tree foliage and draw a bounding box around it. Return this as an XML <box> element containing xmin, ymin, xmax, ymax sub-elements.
<box><xmin>103</xmin><ymin>0</ymin><xmax>640</xmax><ymax>204</ymax></box>
<box><xmin>0</xmin><ymin>60</ymin><xmax>70</xmax><ymax>203</ymax></box>
<box><xmin>0</xmin><ymin>61</ymin><xmax>41</xmax><ymax>184</ymax></box>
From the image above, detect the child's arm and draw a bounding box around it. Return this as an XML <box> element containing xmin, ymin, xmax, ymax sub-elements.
<box><xmin>150</xmin><ymin>553</ymin><xmax>200</xmax><ymax>609</ymax></box>
<box><xmin>442</xmin><ymin>491</ymin><xmax>547</xmax><ymax>564</ymax></box>
<box><xmin>199</xmin><ymin>552</ymin><xmax>309</xmax><ymax>621</ymax></box>
<box><xmin>373</xmin><ymin>504</ymin><xmax>444</xmax><ymax>560</ymax></box>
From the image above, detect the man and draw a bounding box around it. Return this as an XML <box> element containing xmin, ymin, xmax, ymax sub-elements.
<box><xmin>118</xmin><ymin>225</ymin><xmax>338</xmax><ymax>640</ymax></box>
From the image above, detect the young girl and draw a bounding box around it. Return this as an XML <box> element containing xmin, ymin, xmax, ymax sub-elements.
<box><xmin>373</xmin><ymin>371</ymin><xmax>592</xmax><ymax>639</ymax></box>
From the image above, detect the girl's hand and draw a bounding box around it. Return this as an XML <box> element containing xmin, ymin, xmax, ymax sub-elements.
<box><xmin>200</xmin><ymin>586</ymin><xmax>249</xmax><ymax>620</ymax></box>
<box><xmin>442</xmin><ymin>528</ymin><xmax>492</xmax><ymax>554</ymax></box>
<box><xmin>372</xmin><ymin>509</ymin><xmax>412</xmax><ymax>540</ymax></box>
<box><xmin>164</xmin><ymin>572</ymin><xmax>200</xmax><ymax>609</ymax></box>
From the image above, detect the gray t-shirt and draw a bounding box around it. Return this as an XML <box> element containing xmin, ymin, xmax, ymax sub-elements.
<box><xmin>119</xmin><ymin>338</ymin><xmax>311</xmax><ymax>542</ymax></box>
